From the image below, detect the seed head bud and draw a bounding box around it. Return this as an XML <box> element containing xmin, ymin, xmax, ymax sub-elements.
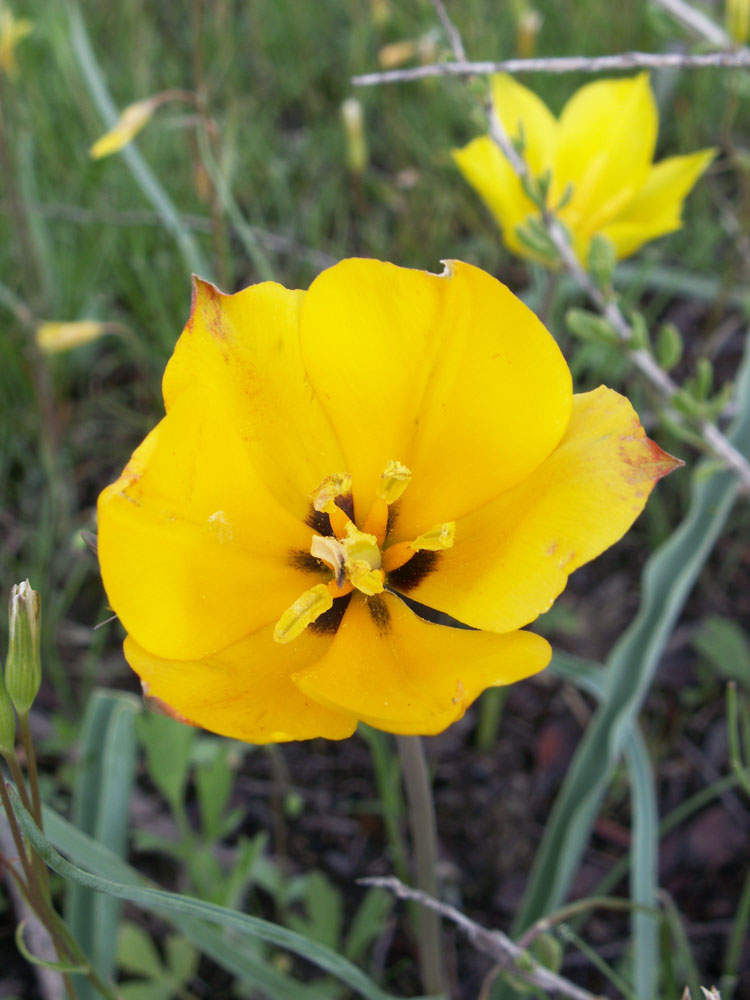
<box><xmin>341</xmin><ymin>98</ymin><xmax>368</xmax><ymax>176</ymax></box>
<box><xmin>5</xmin><ymin>581</ymin><xmax>41</xmax><ymax>718</ymax></box>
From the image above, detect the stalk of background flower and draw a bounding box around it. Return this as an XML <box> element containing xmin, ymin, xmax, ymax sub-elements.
<box><xmin>453</xmin><ymin>73</ymin><xmax>714</xmax><ymax>266</ymax></box>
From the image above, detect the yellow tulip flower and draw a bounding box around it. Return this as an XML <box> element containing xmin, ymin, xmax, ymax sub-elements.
<box><xmin>97</xmin><ymin>259</ymin><xmax>679</xmax><ymax>742</ymax></box>
<box><xmin>454</xmin><ymin>73</ymin><xmax>715</xmax><ymax>265</ymax></box>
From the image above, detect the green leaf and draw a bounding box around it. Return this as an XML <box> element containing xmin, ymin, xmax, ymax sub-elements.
<box><xmin>66</xmin><ymin>690</ymin><xmax>139</xmax><ymax>999</ymax></box>
<box><xmin>565</xmin><ymin>308</ymin><xmax>619</xmax><ymax>345</ymax></box>
<box><xmin>656</xmin><ymin>322</ymin><xmax>683</xmax><ymax>371</ymax></box>
<box><xmin>587</xmin><ymin>233</ymin><xmax>616</xmax><ymax>291</ymax></box>
<box><xmin>693</xmin><ymin>616</ymin><xmax>750</xmax><ymax>686</ymax></box>
<box><xmin>344</xmin><ymin>889</ymin><xmax>394</xmax><ymax>963</ymax></box>
<box><xmin>288</xmin><ymin>870</ymin><xmax>343</xmax><ymax>951</ymax></box>
<box><xmin>117</xmin><ymin>923</ymin><xmax>163</xmax><ymax>979</ymax></box>
<box><xmin>195</xmin><ymin>741</ymin><xmax>234</xmax><ymax>841</ymax></box>
<box><xmin>136</xmin><ymin>710</ymin><xmax>195</xmax><ymax>817</ymax></box>
<box><xmin>15</xmin><ymin>793</ymin><xmax>398</xmax><ymax>1000</ymax></box>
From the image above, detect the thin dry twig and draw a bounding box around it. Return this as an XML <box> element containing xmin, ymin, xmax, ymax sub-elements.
<box><xmin>352</xmin><ymin>47</ymin><xmax>750</xmax><ymax>87</ymax></box>
<box><xmin>359</xmin><ymin>876</ymin><xmax>604</xmax><ymax>1000</ymax></box>
<box><xmin>428</xmin><ymin>0</ymin><xmax>466</xmax><ymax>61</ymax></box>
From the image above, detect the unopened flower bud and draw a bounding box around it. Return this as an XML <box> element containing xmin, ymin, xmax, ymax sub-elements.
<box><xmin>341</xmin><ymin>98</ymin><xmax>368</xmax><ymax>176</ymax></box>
<box><xmin>5</xmin><ymin>581</ymin><xmax>41</xmax><ymax>718</ymax></box>
<box><xmin>0</xmin><ymin>670</ymin><xmax>15</xmax><ymax>755</ymax></box>
<box><xmin>516</xmin><ymin>7</ymin><xmax>542</xmax><ymax>58</ymax></box>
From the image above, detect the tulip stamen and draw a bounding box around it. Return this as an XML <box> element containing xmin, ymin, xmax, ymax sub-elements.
<box><xmin>275</xmin><ymin>462</ymin><xmax>453</xmax><ymax>643</ymax></box>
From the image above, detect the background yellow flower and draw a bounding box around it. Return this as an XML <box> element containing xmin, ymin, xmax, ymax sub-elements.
<box><xmin>454</xmin><ymin>73</ymin><xmax>715</xmax><ymax>265</ymax></box>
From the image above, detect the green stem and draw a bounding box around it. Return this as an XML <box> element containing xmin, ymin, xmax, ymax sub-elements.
<box><xmin>720</xmin><ymin>866</ymin><xmax>750</xmax><ymax>1000</ymax></box>
<box><xmin>18</xmin><ymin>715</ymin><xmax>43</xmax><ymax>828</ymax></box>
<box><xmin>475</xmin><ymin>687</ymin><xmax>508</xmax><ymax>752</ymax></box>
<box><xmin>0</xmin><ymin>778</ymin><xmax>37</xmax><ymax>894</ymax></box>
<box><xmin>3</xmin><ymin>752</ymin><xmax>50</xmax><ymax>896</ymax></box>
<box><xmin>396</xmin><ymin>735</ymin><xmax>446</xmax><ymax>997</ymax></box>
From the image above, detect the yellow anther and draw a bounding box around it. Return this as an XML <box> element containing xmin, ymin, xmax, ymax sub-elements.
<box><xmin>376</xmin><ymin>460</ymin><xmax>412</xmax><ymax>505</ymax></box>
<box><xmin>312</xmin><ymin>473</ymin><xmax>352</xmax><ymax>512</ymax></box>
<box><xmin>412</xmin><ymin>521</ymin><xmax>455</xmax><ymax>551</ymax></box>
<box><xmin>347</xmin><ymin>563</ymin><xmax>385</xmax><ymax>595</ymax></box>
<box><xmin>342</xmin><ymin>522</ymin><xmax>381</xmax><ymax>569</ymax></box>
<box><xmin>340</xmin><ymin>523</ymin><xmax>384</xmax><ymax>595</ymax></box>
<box><xmin>273</xmin><ymin>584</ymin><xmax>333</xmax><ymax>644</ymax></box>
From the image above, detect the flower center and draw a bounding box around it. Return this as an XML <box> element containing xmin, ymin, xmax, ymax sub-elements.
<box><xmin>273</xmin><ymin>461</ymin><xmax>455</xmax><ymax>644</ymax></box>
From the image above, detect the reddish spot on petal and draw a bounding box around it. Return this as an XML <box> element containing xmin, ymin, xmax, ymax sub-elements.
<box><xmin>617</xmin><ymin>430</ymin><xmax>683</xmax><ymax>485</ymax></box>
<box><xmin>546</xmin><ymin>541</ymin><xmax>558</xmax><ymax>557</ymax></box>
<box><xmin>142</xmin><ymin>686</ymin><xmax>197</xmax><ymax>727</ymax></box>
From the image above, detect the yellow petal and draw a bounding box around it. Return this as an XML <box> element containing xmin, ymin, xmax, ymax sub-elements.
<box><xmin>300</xmin><ymin>259</ymin><xmax>572</xmax><ymax>538</ymax></box>
<box><xmin>90</xmin><ymin>98</ymin><xmax>157</xmax><ymax>159</ymax></box>
<box><xmin>452</xmin><ymin>136</ymin><xmax>535</xmax><ymax>256</ymax></box>
<box><xmin>601</xmin><ymin>149</ymin><xmax>715</xmax><ymax>259</ymax></box>
<box><xmin>397</xmin><ymin>387</ymin><xmax>681</xmax><ymax>633</ymax></box>
<box><xmin>98</xmin><ymin>386</ymin><xmax>324</xmax><ymax>662</ymax></box>
<box><xmin>490</xmin><ymin>73</ymin><xmax>557</xmax><ymax>177</ymax></box>
<box><xmin>163</xmin><ymin>277</ymin><xmax>345</xmax><ymax>520</ymax></box>
<box><xmin>293</xmin><ymin>594</ymin><xmax>550</xmax><ymax>734</ymax></box>
<box><xmin>557</xmin><ymin>74</ymin><xmax>657</xmax><ymax>232</ymax></box>
<box><xmin>125</xmin><ymin>625</ymin><xmax>356</xmax><ymax>743</ymax></box>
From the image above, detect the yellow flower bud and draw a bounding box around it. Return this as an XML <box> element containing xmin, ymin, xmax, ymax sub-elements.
<box><xmin>727</xmin><ymin>0</ymin><xmax>750</xmax><ymax>43</ymax></box>
<box><xmin>90</xmin><ymin>97</ymin><xmax>158</xmax><ymax>159</ymax></box>
<box><xmin>378</xmin><ymin>40</ymin><xmax>417</xmax><ymax>69</ymax></box>
<box><xmin>516</xmin><ymin>6</ymin><xmax>542</xmax><ymax>58</ymax></box>
<box><xmin>341</xmin><ymin>97</ymin><xmax>368</xmax><ymax>176</ymax></box>
<box><xmin>36</xmin><ymin>320</ymin><xmax>109</xmax><ymax>354</ymax></box>
<box><xmin>0</xmin><ymin>3</ymin><xmax>32</xmax><ymax>80</ymax></box>
<box><xmin>4</xmin><ymin>581</ymin><xmax>41</xmax><ymax>718</ymax></box>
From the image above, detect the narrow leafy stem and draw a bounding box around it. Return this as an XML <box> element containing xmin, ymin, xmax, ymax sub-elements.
<box><xmin>395</xmin><ymin>734</ymin><xmax>446</xmax><ymax>997</ymax></box>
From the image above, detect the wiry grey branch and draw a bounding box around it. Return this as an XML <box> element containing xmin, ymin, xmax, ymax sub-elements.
<box><xmin>428</xmin><ymin>0</ymin><xmax>466</xmax><ymax>62</ymax></box>
<box><xmin>352</xmin><ymin>47</ymin><xmax>750</xmax><ymax>87</ymax></box>
<box><xmin>359</xmin><ymin>876</ymin><xmax>603</xmax><ymax>1000</ymax></box>
<box><xmin>651</xmin><ymin>0</ymin><xmax>731</xmax><ymax>46</ymax></box>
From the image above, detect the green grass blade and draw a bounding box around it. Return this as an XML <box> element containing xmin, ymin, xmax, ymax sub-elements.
<box><xmin>16</xmin><ymin>794</ymin><xmax>398</xmax><ymax>1000</ymax></box>
<box><xmin>624</xmin><ymin>727</ymin><xmax>659</xmax><ymax>1000</ymax></box>
<box><xmin>515</xmin><ymin>332</ymin><xmax>750</xmax><ymax>935</ymax></box>
<box><xmin>66</xmin><ymin>691</ymin><xmax>139</xmax><ymax>999</ymax></box>
<box><xmin>551</xmin><ymin>654</ymin><xmax>659</xmax><ymax>997</ymax></box>
<box><xmin>52</xmin><ymin>805</ymin><xmax>330</xmax><ymax>1000</ymax></box>
<box><xmin>66</xmin><ymin>1</ymin><xmax>211</xmax><ymax>278</ymax></box>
